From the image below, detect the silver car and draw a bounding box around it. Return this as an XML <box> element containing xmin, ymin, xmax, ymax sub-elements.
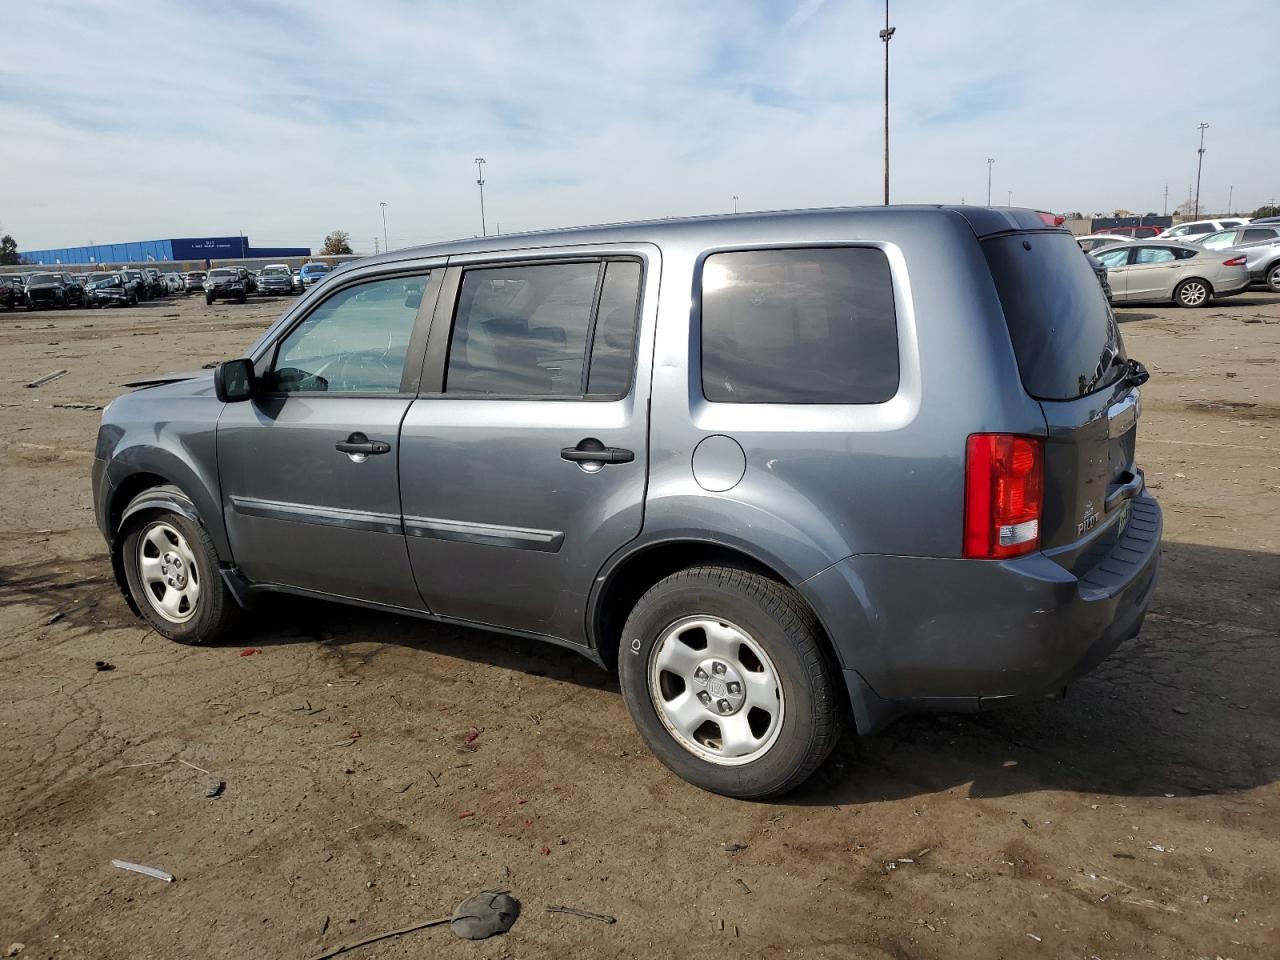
<box><xmin>1194</xmin><ymin>224</ymin><xmax>1280</xmax><ymax>292</ymax></box>
<box><xmin>1157</xmin><ymin>218</ymin><xmax>1250</xmax><ymax>243</ymax></box>
<box><xmin>1093</xmin><ymin>240</ymin><xmax>1250</xmax><ymax>307</ymax></box>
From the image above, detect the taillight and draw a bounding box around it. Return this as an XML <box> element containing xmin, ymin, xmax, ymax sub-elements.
<box><xmin>1222</xmin><ymin>255</ymin><xmax>1246</xmax><ymax>266</ymax></box>
<box><xmin>1037</xmin><ymin>211</ymin><xmax>1066</xmax><ymax>227</ymax></box>
<box><xmin>964</xmin><ymin>434</ymin><xmax>1044</xmax><ymax>559</ymax></box>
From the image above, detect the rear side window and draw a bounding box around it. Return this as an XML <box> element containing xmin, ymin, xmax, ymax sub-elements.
<box><xmin>700</xmin><ymin>247</ymin><xmax>899</xmax><ymax>404</ymax></box>
<box><xmin>445</xmin><ymin>259</ymin><xmax>642</xmax><ymax>398</ymax></box>
<box><xmin>1243</xmin><ymin>227</ymin><xmax>1278</xmax><ymax>243</ymax></box>
<box><xmin>983</xmin><ymin>232</ymin><xmax>1125</xmax><ymax>400</ymax></box>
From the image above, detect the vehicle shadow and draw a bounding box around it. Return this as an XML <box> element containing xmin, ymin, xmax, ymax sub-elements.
<box><xmin>228</xmin><ymin>540</ymin><xmax>1277</xmax><ymax>803</ymax></box>
<box><xmin>1113</xmin><ymin>310</ymin><xmax>1156</xmax><ymax>323</ymax></box>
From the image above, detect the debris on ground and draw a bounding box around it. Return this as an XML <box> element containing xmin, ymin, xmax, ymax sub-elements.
<box><xmin>6</xmin><ymin>944</ymin><xmax>24</xmax><ymax>957</ymax></box>
<box><xmin>25</xmin><ymin>369</ymin><xmax>68</xmax><ymax>388</ymax></box>
<box><xmin>546</xmin><ymin>904</ymin><xmax>616</xmax><ymax>924</ymax></box>
<box><xmin>111</xmin><ymin>859</ymin><xmax>174</xmax><ymax>882</ymax></box>
<box><xmin>451</xmin><ymin>891</ymin><xmax>520</xmax><ymax>940</ymax></box>
<box><xmin>95</xmin><ymin>660</ymin><xmax>115</xmax><ymax>672</ymax></box>
<box><xmin>205</xmin><ymin>778</ymin><xmax>225</xmax><ymax>799</ymax></box>
<box><xmin>721</xmin><ymin>842</ymin><xmax>748</xmax><ymax>854</ymax></box>
<box><xmin>735</xmin><ymin>878</ymin><xmax>751</xmax><ymax>894</ymax></box>
<box><xmin>239</xmin><ymin>648</ymin><xmax>261</xmax><ymax>657</ymax></box>
<box><xmin>51</xmin><ymin>402</ymin><xmax>103</xmax><ymax>410</ymax></box>
<box><xmin>45</xmin><ymin>612</ymin><xmax>63</xmax><ymax>625</ymax></box>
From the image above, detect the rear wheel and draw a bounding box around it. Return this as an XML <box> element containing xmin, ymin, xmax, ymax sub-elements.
<box><xmin>121</xmin><ymin>504</ymin><xmax>236</xmax><ymax>645</ymax></box>
<box><xmin>1174</xmin><ymin>278</ymin><xmax>1210</xmax><ymax>308</ymax></box>
<box><xmin>618</xmin><ymin>566</ymin><xmax>840</xmax><ymax>798</ymax></box>
<box><xmin>205</xmin><ymin>293</ymin><xmax>214</xmax><ymax>305</ymax></box>
<box><xmin>1266</xmin><ymin>263</ymin><xmax>1280</xmax><ymax>293</ymax></box>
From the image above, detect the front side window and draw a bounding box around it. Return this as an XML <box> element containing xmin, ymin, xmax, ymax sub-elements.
<box><xmin>1199</xmin><ymin>230</ymin><xmax>1239</xmax><ymax>250</ymax></box>
<box><xmin>1133</xmin><ymin>247</ymin><xmax>1176</xmax><ymax>264</ymax></box>
<box><xmin>266</xmin><ymin>273</ymin><xmax>428</xmax><ymax>393</ymax></box>
<box><xmin>445</xmin><ymin>259</ymin><xmax>642</xmax><ymax>398</ymax></box>
<box><xmin>700</xmin><ymin>247</ymin><xmax>899</xmax><ymax>404</ymax></box>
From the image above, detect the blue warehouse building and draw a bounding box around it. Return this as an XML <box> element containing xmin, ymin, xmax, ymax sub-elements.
<box><xmin>23</xmin><ymin>235</ymin><xmax>311</xmax><ymax>266</ymax></box>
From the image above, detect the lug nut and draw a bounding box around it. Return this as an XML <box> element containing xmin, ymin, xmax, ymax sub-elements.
<box><xmin>727</xmin><ymin>682</ymin><xmax>741</xmax><ymax>695</ymax></box>
<box><xmin>712</xmin><ymin>662</ymin><xmax>727</xmax><ymax>676</ymax></box>
<box><xmin>694</xmin><ymin>666</ymin><xmax>707</xmax><ymax>680</ymax></box>
<box><xmin>697</xmin><ymin>691</ymin><xmax>712</xmax><ymax>705</ymax></box>
<box><xmin>717</xmin><ymin>699</ymin><xmax>731</xmax><ymax>714</ymax></box>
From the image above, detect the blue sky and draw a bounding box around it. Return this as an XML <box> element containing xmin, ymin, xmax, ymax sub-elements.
<box><xmin>2</xmin><ymin>0</ymin><xmax>1276</xmax><ymax>254</ymax></box>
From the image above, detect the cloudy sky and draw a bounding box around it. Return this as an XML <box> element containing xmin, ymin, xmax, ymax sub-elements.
<box><xmin>2</xmin><ymin>0</ymin><xmax>1276</xmax><ymax>254</ymax></box>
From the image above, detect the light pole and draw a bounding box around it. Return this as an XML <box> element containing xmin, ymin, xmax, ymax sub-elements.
<box><xmin>879</xmin><ymin>1</ymin><xmax>895</xmax><ymax>206</ymax></box>
<box><xmin>373</xmin><ymin>237</ymin><xmax>380</xmax><ymax>255</ymax></box>
<box><xmin>379</xmin><ymin>202</ymin><xmax>388</xmax><ymax>252</ymax></box>
<box><xmin>986</xmin><ymin>158</ymin><xmax>994</xmax><ymax>206</ymax></box>
<box><xmin>1006</xmin><ymin>189</ymin><xmax>1012</xmax><ymax>207</ymax></box>
<box><xmin>1227</xmin><ymin>184</ymin><xmax>1233</xmax><ymax>215</ymax></box>
<box><xmin>1193</xmin><ymin>122</ymin><xmax>1208</xmax><ymax>220</ymax></box>
<box><xmin>474</xmin><ymin>157</ymin><xmax>487</xmax><ymax>237</ymax></box>
<box><xmin>732</xmin><ymin>195</ymin><xmax>739</xmax><ymax>214</ymax></box>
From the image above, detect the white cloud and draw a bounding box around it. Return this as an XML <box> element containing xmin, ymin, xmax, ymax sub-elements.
<box><xmin>1</xmin><ymin>0</ymin><xmax>1275</xmax><ymax>254</ymax></box>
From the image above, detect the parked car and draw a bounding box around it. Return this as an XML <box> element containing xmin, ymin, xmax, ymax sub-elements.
<box><xmin>298</xmin><ymin>261</ymin><xmax>333</xmax><ymax>287</ymax></box>
<box><xmin>1156</xmin><ymin>218</ymin><xmax>1249</xmax><ymax>243</ymax></box>
<box><xmin>203</xmin><ymin>267</ymin><xmax>250</xmax><ymax>304</ymax></box>
<box><xmin>1194</xmin><ymin>225</ymin><xmax>1280</xmax><ymax>292</ymax></box>
<box><xmin>255</xmin><ymin>263</ymin><xmax>298</xmax><ymax>296</ymax></box>
<box><xmin>1095</xmin><ymin>225</ymin><xmax>1162</xmax><ymax>239</ymax></box>
<box><xmin>1085</xmin><ymin>253</ymin><xmax>1113</xmax><ymax>301</ymax></box>
<box><xmin>1248</xmin><ymin>215</ymin><xmax>1280</xmax><ymax>224</ymax></box>
<box><xmin>0</xmin><ymin>274</ymin><xmax>22</xmax><ymax>309</ymax></box>
<box><xmin>164</xmin><ymin>272</ymin><xmax>184</xmax><ymax>293</ymax></box>
<box><xmin>1076</xmin><ymin>233</ymin><xmax>1136</xmax><ymax>253</ymax></box>
<box><xmin>120</xmin><ymin>269</ymin><xmax>150</xmax><ymax>301</ymax></box>
<box><xmin>92</xmin><ymin>206</ymin><xmax>1162</xmax><ymax>799</ymax></box>
<box><xmin>85</xmin><ymin>272</ymin><xmax>135</xmax><ymax>308</ymax></box>
<box><xmin>1092</xmin><ymin>240</ymin><xmax>1250</xmax><ymax>306</ymax></box>
<box><xmin>23</xmin><ymin>272</ymin><xmax>74</xmax><ymax>309</ymax></box>
<box><xmin>183</xmin><ymin>271</ymin><xmax>207</xmax><ymax>293</ymax></box>
<box><xmin>142</xmin><ymin>268</ymin><xmax>167</xmax><ymax>298</ymax></box>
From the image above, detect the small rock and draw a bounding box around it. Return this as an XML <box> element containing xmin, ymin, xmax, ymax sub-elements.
<box><xmin>205</xmin><ymin>778</ymin><xmax>225</xmax><ymax>799</ymax></box>
<box><xmin>95</xmin><ymin>660</ymin><xmax>115</xmax><ymax>672</ymax></box>
<box><xmin>6</xmin><ymin>944</ymin><xmax>24</xmax><ymax>957</ymax></box>
<box><xmin>721</xmin><ymin>842</ymin><xmax>748</xmax><ymax>854</ymax></box>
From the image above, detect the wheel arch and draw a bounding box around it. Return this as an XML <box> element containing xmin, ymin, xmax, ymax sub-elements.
<box><xmin>587</xmin><ymin>537</ymin><xmax>846</xmax><ymax>678</ymax></box>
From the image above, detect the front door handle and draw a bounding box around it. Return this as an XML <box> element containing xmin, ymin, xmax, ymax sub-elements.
<box><xmin>336</xmin><ymin>432</ymin><xmax>391</xmax><ymax>461</ymax></box>
<box><xmin>560</xmin><ymin>437</ymin><xmax>634</xmax><ymax>465</ymax></box>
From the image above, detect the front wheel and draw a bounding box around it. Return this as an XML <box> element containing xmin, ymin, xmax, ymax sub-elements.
<box><xmin>1266</xmin><ymin>263</ymin><xmax>1280</xmax><ymax>293</ymax></box>
<box><xmin>618</xmin><ymin>566</ymin><xmax>840</xmax><ymax>799</ymax></box>
<box><xmin>121</xmin><ymin>504</ymin><xmax>236</xmax><ymax>645</ymax></box>
<box><xmin>205</xmin><ymin>293</ymin><xmax>214</xmax><ymax>305</ymax></box>
<box><xmin>1174</xmin><ymin>277</ymin><xmax>1210</xmax><ymax>308</ymax></box>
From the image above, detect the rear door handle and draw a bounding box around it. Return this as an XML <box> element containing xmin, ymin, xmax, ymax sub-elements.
<box><xmin>336</xmin><ymin>432</ymin><xmax>391</xmax><ymax>456</ymax></box>
<box><xmin>560</xmin><ymin>437</ymin><xmax>634</xmax><ymax>464</ymax></box>
<box><xmin>1105</xmin><ymin>468</ymin><xmax>1144</xmax><ymax>512</ymax></box>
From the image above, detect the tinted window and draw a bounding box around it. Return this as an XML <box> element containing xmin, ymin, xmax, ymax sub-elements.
<box><xmin>983</xmin><ymin>232</ymin><xmax>1125</xmax><ymax>400</ymax></box>
<box><xmin>1243</xmin><ymin>227</ymin><xmax>1279</xmax><ymax>243</ymax></box>
<box><xmin>1185</xmin><ymin>223</ymin><xmax>1213</xmax><ymax>235</ymax></box>
<box><xmin>700</xmin><ymin>247</ymin><xmax>898</xmax><ymax>404</ymax></box>
<box><xmin>586</xmin><ymin>260</ymin><xmax>642</xmax><ymax>397</ymax></box>
<box><xmin>1133</xmin><ymin>247</ymin><xmax>1176</xmax><ymax>264</ymax></box>
<box><xmin>1175</xmin><ymin>247</ymin><xmax>1199</xmax><ymax>260</ymax></box>
<box><xmin>267</xmin><ymin>274</ymin><xmax>428</xmax><ymax>393</ymax></box>
<box><xmin>446</xmin><ymin>261</ymin><xmax>599</xmax><ymax>396</ymax></box>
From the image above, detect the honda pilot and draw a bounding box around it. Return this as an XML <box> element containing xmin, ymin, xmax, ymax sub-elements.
<box><xmin>92</xmin><ymin>207</ymin><xmax>1162</xmax><ymax>798</ymax></box>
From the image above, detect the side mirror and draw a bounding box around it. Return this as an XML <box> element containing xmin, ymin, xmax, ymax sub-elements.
<box><xmin>214</xmin><ymin>358</ymin><xmax>256</xmax><ymax>403</ymax></box>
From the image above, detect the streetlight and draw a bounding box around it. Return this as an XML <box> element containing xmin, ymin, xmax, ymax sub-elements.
<box><xmin>879</xmin><ymin>0</ymin><xmax>895</xmax><ymax>206</ymax></box>
<box><xmin>1006</xmin><ymin>189</ymin><xmax>1012</xmax><ymax>207</ymax></box>
<box><xmin>474</xmin><ymin>158</ymin><xmax>487</xmax><ymax>237</ymax></box>
<box><xmin>1193</xmin><ymin>122</ymin><xmax>1208</xmax><ymax>220</ymax></box>
<box><xmin>732</xmin><ymin>195</ymin><xmax>739</xmax><ymax>214</ymax></box>
<box><xmin>986</xmin><ymin>158</ymin><xmax>995</xmax><ymax>206</ymax></box>
<box><xmin>1227</xmin><ymin>184</ymin><xmax>1233</xmax><ymax>215</ymax></box>
<box><xmin>379</xmin><ymin>201</ymin><xmax>388</xmax><ymax>252</ymax></box>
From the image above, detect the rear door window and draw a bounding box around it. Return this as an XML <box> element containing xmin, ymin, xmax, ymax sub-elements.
<box><xmin>1133</xmin><ymin>246</ymin><xmax>1176</xmax><ymax>264</ymax></box>
<box><xmin>1243</xmin><ymin>227</ymin><xmax>1279</xmax><ymax>243</ymax></box>
<box><xmin>983</xmin><ymin>232</ymin><xmax>1125</xmax><ymax>400</ymax></box>
<box><xmin>699</xmin><ymin>247</ymin><xmax>899</xmax><ymax>404</ymax></box>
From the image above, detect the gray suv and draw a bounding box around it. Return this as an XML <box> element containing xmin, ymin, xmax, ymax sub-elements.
<box><xmin>92</xmin><ymin>207</ymin><xmax>1162</xmax><ymax>798</ymax></box>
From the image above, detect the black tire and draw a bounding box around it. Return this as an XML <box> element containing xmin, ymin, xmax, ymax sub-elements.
<box><xmin>618</xmin><ymin>565</ymin><xmax>840</xmax><ymax>799</ymax></box>
<box><xmin>120</xmin><ymin>496</ymin><xmax>236</xmax><ymax>645</ymax></box>
<box><xmin>206</xmin><ymin>293</ymin><xmax>214</xmax><ymax>305</ymax></box>
<box><xmin>1266</xmin><ymin>263</ymin><xmax>1280</xmax><ymax>294</ymax></box>
<box><xmin>1174</xmin><ymin>277</ymin><xmax>1211</xmax><ymax>308</ymax></box>
<box><xmin>237</xmin><ymin>293</ymin><xmax>247</xmax><ymax>304</ymax></box>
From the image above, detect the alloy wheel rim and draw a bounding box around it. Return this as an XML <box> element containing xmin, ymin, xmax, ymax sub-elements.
<box><xmin>137</xmin><ymin>521</ymin><xmax>201</xmax><ymax>624</ymax></box>
<box><xmin>1181</xmin><ymin>282</ymin><xmax>1207</xmax><ymax>306</ymax></box>
<box><xmin>648</xmin><ymin>616</ymin><xmax>784</xmax><ymax>766</ymax></box>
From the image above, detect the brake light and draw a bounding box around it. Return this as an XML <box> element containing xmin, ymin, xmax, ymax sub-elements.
<box><xmin>963</xmin><ymin>434</ymin><xmax>1044</xmax><ymax>559</ymax></box>
<box><xmin>1037</xmin><ymin>211</ymin><xmax>1066</xmax><ymax>227</ymax></box>
<box><xmin>1222</xmin><ymin>255</ymin><xmax>1246</xmax><ymax>266</ymax></box>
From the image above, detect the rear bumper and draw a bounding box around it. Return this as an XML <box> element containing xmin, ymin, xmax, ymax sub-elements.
<box><xmin>804</xmin><ymin>492</ymin><xmax>1162</xmax><ymax>733</ymax></box>
<box><xmin>1214</xmin><ymin>273</ymin><xmax>1252</xmax><ymax>297</ymax></box>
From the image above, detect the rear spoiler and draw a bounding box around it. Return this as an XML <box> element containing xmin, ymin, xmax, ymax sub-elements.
<box><xmin>949</xmin><ymin>207</ymin><xmax>1069</xmax><ymax>238</ymax></box>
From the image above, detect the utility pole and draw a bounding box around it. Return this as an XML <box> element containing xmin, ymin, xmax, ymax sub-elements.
<box><xmin>879</xmin><ymin>1</ymin><xmax>895</xmax><ymax>206</ymax></box>
<box><xmin>1193</xmin><ymin>122</ymin><xmax>1208</xmax><ymax>220</ymax></box>
<box><xmin>1163</xmin><ymin>183</ymin><xmax>1168</xmax><ymax>216</ymax></box>
<box><xmin>986</xmin><ymin>158</ymin><xmax>994</xmax><ymax>206</ymax></box>
<box><xmin>373</xmin><ymin>237</ymin><xmax>380</xmax><ymax>255</ymax></box>
<box><xmin>474</xmin><ymin>158</ymin><xmax>487</xmax><ymax>237</ymax></box>
<box><xmin>379</xmin><ymin>201</ymin><xmax>388</xmax><ymax>252</ymax></box>
<box><xmin>1006</xmin><ymin>190</ymin><xmax>1012</xmax><ymax>207</ymax></box>
<box><xmin>732</xmin><ymin>195</ymin><xmax>739</xmax><ymax>214</ymax></box>
<box><xmin>1227</xmin><ymin>184</ymin><xmax>1233</xmax><ymax>215</ymax></box>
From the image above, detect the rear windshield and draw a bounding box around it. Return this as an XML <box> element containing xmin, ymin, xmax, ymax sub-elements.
<box><xmin>209</xmin><ymin>269</ymin><xmax>235</xmax><ymax>278</ymax></box>
<box><xmin>983</xmin><ymin>232</ymin><xmax>1125</xmax><ymax>400</ymax></box>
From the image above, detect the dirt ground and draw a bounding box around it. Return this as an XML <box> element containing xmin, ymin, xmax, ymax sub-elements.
<box><xmin>1</xmin><ymin>287</ymin><xmax>1277</xmax><ymax>960</ymax></box>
